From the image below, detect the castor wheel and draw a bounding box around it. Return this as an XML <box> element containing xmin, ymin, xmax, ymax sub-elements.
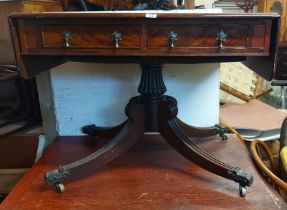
<box><xmin>215</xmin><ymin>124</ymin><xmax>228</xmax><ymax>141</ymax></box>
<box><xmin>55</xmin><ymin>183</ymin><xmax>65</xmax><ymax>193</ymax></box>
<box><xmin>82</xmin><ymin>124</ymin><xmax>97</xmax><ymax>137</ymax></box>
<box><xmin>239</xmin><ymin>185</ymin><xmax>246</xmax><ymax>197</ymax></box>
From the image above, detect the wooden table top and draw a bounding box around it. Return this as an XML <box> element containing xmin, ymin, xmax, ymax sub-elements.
<box><xmin>9</xmin><ymin>12</ymin><xmax>279</xmax><ymax>80</ymax></box>
<box><xmin>0</xmin><ymin>134</ymin><xmax>286</xmax><ymax>210</ymax></box>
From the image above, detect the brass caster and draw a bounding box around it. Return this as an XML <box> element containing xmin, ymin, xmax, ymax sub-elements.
<box><xmin>82</xmin><ymin>124</ymin><xmax>98</xmax><ymax>137</ymax></box>
<box><xmin>55</xmin><ymin>183</ymin><xmax>65</xmax><ymax>193</ymax></box>
<box><xmin>215</xmin><ymin>124</ymin><xmax>228</xmax><ymax>141</ymax></box>
<box><xmin>239</xmin><ymin>185</ymin><xmax>246</xmax><ymax>197</ymax></box>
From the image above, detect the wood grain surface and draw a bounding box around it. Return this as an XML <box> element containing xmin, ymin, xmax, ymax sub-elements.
<box><xmin>8</xmin><ymin>12</ymin><xmax>279</xmax><ymax>80</ymax></box>
<box><xmin>0</xmin><ymin>134</ymin><xmax>286</xmax><ymax>210</ymax></box>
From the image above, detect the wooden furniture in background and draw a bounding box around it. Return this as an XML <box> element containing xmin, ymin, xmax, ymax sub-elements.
<box><xmin>0</xmin><ymin>0</ymin><xmax>63</xmax><ymax>139</ymax></box>
<box><xmin>271</xmin><ymin>43</ymin><xmax>287</xmax><ymax>108</ymax></box>
<box><xmin>21</xmin><ymin>0</ymin><xmax>64</xmax><ymax>12</ymax></box>
<box><xmin>0</xmin><ymin>135</ymin><xmax>286</xmax><ymax>209</ymax></box>
<box><xmin>220</xmin><ymin>62</ymin><xmax>271</xmax><ymax>104</ymax></box>
<box><xmin>257</xmin><ymin>0</ymin><xmax>287</xmax><ymax>41</ymax></box>
<box><xmin>0</xmin><ymin>0</ymin><xmax>63</xmax><ymax>198</ymax></box>
<box><xmin>0</xmin><ymin>0</ymin><xmax>64</xmax><ymax>65</ymax></box>
<box><xmin>275</xmin><ymin>42</ymin><xmax>287</xmax><ymax>79</ymax></box>
<box><xmin>0</xmin><ymin>1</ymin><xmax>22</xmax><ymax>65</ymax></box>
<box><xmin>0</xmin><ymin>0</ymin><xmax>64</xmax><ymax>134</ymax></box>
<box><xmin>0</xmin><ymin>0</ymin><xmax>64</xmax><ymax>118</ymax></box>
<box><xmin>257</xmin><ymin>1</ymin><xmax>287</xmax><ymax>109</ymax></box>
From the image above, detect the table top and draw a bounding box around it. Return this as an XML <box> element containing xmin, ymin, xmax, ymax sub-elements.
<box><xmin>9</xmin><ymin>11</ymin><xmax>280</xmax><ymax>18</ymax></box>
<box><xmin>9</xmin><ymin>12</ymin><xmax>279</xmax><ymax>80</ymax></box>
<box><xmin>0</xmin><ymin>134</ymin><xmax>286</xmax><ymax>210</ymax></box>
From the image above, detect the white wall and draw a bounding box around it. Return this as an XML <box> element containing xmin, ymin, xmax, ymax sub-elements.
<box><xmin>44</xmin><ymin>63</ymin><xmax>220</xmax><ymax>136</ymax></box>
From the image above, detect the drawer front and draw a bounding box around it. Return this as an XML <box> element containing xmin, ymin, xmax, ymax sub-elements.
<box><xmin>18</xmin><ymin>19</ymin><xmax>271</xmax><ymax>56</ymax></box>
<box><xmin>148</xmin><ymin>25</ymin><xmax>220</xmax><ymax>48</ymax></box>
<box><xmin>40</xmin><ymin>24</ymin><xmax>142</xmax><ymax>49</ymax></box>
<box><xmin>147</xmin><ymin>24</ymin><xmax>266</xmax><ymax>52</ymax></box>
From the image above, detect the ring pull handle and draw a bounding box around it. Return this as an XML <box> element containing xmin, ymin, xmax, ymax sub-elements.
<box><xmin>167</xmin><ymin>31</ymin><xmax>177</xmax><ymax>48</ymax></box>
<box><xmin>62</xmin><ymin>32</ymin><xmax>72</xmax><ymax>47</ymax></box>
<box><xmin>112</xmin><ymin>31</ymin><xmax>122</xmax><ymax>48</ymax></box>
<box><xmin>216</xmin><ymin>31</ymin><xmax>227</xmax><ymax>49</ymax></box>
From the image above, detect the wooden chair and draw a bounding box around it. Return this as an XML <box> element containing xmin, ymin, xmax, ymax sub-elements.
<box><xmin>219</xmin><ymin>62</ymin><xmax>287</xmax><ymax>201</ymax></box>
<box><xmin>250</xmin><ymin>117</ymin><xmax>287</xmax><ymax>202</ymax></box>
<box><xmin>220</xmin><ymin>62</ymin><xmax>273</xmax><ymax>104</ymax></box>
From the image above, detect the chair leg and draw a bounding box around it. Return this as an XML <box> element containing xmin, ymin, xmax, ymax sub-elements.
<box><xmin>281</xmin><ymin>86</ymin><xmax>285</xmax><ymax>109</ymax></box>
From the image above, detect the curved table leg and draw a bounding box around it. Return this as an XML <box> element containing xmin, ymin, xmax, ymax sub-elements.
<box><xmin>45</xmin><ymin>101</ymin><xmax>145</xmax><ymax>192</ymax></box>
<box><xmin>165</xmin><ymin>96</ymin><xmax>227</xmax><ymax>140</ymax></box>
<box><xmin>159</xmin><ymin>100</ymin><xmax>253</xmax><ymax>197</ymax></box>
<box><xmin>82</xmin><ymin>121</ymin><xmax>127</xmax><ymax>138</ymax></box>
<box><xmin>175</xmin><ymin>118</ymin><xmax>227</xmax><ymax>140</ymax></box>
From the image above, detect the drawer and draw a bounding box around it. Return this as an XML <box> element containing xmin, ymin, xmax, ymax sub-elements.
<box><xmin>18</xmin><ymin>18</ymin><xmax>271</xmax><ymax>56</ymax></box>
<box><xmin>148</xmin><ymin>25</ymin><xmax>220</xmax><ymax>48</ymax></box>
<box><xmin>40</xmin><ymin>24</ymin><xmax>142</xmax><ymax>49</ymax></box>
<box><xmin>147</xmin><ymin>24</ymin><xmax>265</xmax><ymax>51</ymax></box>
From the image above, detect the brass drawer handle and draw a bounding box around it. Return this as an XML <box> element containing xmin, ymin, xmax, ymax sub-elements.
<box><xmin>216</xmin><ymin>31</ymin><xmax>227</xmax><ymax>49</ymax></box>
<box><xmin>112</xmin><ymin>31</ymin><xmax>122</xmax><ymax>48</ymax></box>
<box><xmin>62</xmin><ymin>32</ymin><xmax>72</xmax><ymax>47</ymax></box>
<box><xmin>167</xmin><ymin>31</ymin><xmax>177</xmax><ymax>48</ymax></box>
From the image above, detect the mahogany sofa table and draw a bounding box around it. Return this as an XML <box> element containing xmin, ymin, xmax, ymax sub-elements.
<box><xmin>1</xmin><ymin>135</ymin><xmax>286</xmax><ymax>210</ymax></box>
<box><xmin>9</xmin><ymin>12</ymin><xmax>280</xmax><ymax>195</ymax></box>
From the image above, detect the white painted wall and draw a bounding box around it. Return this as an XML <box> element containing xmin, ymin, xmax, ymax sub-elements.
<box><xmin>45</xmin><ymin>63</ymin><xmax>220</xmax><ymax>136</ymax></box>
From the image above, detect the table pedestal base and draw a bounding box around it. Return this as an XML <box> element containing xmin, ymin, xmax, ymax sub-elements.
<box><xmin>44</xmin><ymin>64</ymin><xmax>253</xmax><ymax>196</ymax></box>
